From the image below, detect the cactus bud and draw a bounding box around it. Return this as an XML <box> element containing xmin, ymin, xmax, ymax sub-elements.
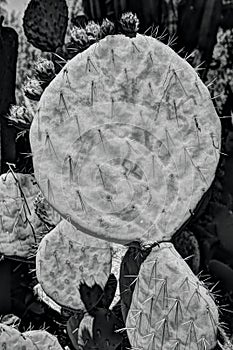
<box><xmin>70</xmin><ymin>27</ymin><xmax>90</xmax><ymax>51</ymax></box>
<box><xmin>23</xmin><ymin>78</ymin><xmax>44</xmax><ymax>101</ymax></box>
<box><xmin>85</xmin><ymin>21</ymin><xmax>101</xmax><ymax>42</ymax></box>
<box><xmin>7</xmin><ymin>105</ymin><xmax>33</xmax><ymax>129</ymax></box>
<box><xmin>100</xmin><ymin>18</ymin><xmax>115</xmax><ymax>38</ymax></box>
<box><xmin>34</xmin><ymin>58</ymin><xmax>55</xmax><ymax>82</ymax></box>
<box><xmin>119</xmin><ymin>12</ymin><xmax>139</xmax><ymax>37</ymax></box>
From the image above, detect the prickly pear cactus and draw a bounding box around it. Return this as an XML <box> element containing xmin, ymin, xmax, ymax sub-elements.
<box><xmin>23</xmin><ymin>0</ymin><xmax>68</xmax><ymax>52</ymax></box>
<box><xmin>36</xmin><ymin>219</ymin><xmax>112</xmax><ymax>310</ymax></box>
<box><xmin>126</xmin><ymin>243</ymin><xmax>219</xmax><ymax>350</ymax></box>
<box><xmin>23</xmin><ymin>330</ymin><xmax>63</xmax><ymax>350</ymax></box>
<box><xmin>30</xmin><ymin>29</ymin><xmax>221</xmax><ymax>245</ymax></box>
<box><xmin>0</xmin><ymin>172</ymin><xmax>45</xmax><ymax>257</ymax></box>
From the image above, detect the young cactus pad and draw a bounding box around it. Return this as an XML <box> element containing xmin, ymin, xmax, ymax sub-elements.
<box><xmin>23</xmin><ymin>330</ymin><xmax>63</xmax><ymax>350</ymax></box>
<box><xmin>30</xmin><ymin>33</ymin><xmax>221</xmax><ymax>244</ymax></box>
<box><xmin>0</xmin><ymin>172</ymin><xmax>43</xmax><ymax>257</ymax></box>
<box><xmin>126</xmin><ymin>243</ymin><xmax>219</xmax><ymax>350</ymax></box>
<box><xmin>36</xmin><ymin>219</ymin><xmax>112</xmax><ymax>310</ymax></box>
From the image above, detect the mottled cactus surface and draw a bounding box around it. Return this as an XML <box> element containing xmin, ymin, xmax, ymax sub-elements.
<box><xmin>36</xmin><ymin>219</ymin><xmax>112</xmax><ymax>310</ymax></box>
<box><xmin>0</xmin><ymin>323</ymin><xmax>35</xmax><ymax>350</ymax></box>
<box><xmin>0</xmin><ymin>324</ymin><xmax>63</xmax><ymax>349</ymax></box>
<box><xmin>0</xmin><ymin>172</ymin><xmax>45</xmax><ymax>257</ymax></box>
<box><xmin>30</xmin><ymin>32</ymin><xmax>221</xmax><ymax>245</ymax></box>
<box><xmin>126</xmin><ymin>243</ymin><xmax>219</xmax><ymax>350</ymax></box>
<box><xmin>23</xmin><ymin>0</ymin><xmax>68</xmax><ymax>52</ymax></box>
<box><xmin>23</xmin><ymin>330</ymin><xmax>63</xmax><ymax>350</ymax></box>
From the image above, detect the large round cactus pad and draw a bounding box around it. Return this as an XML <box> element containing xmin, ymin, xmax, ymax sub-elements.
<box><xmin>30</xmin><ymin>34</ymin><xmax>221</xmax><ymax>244</ymax></box>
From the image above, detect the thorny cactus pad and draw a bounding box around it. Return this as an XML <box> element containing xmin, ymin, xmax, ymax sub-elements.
<box><xmin>126</xmin><ymin>243</ymin><xmax>219</xmax><ymax>350</ymax></box>
<box><xmin>30</xmin><ymin>33</ymin><xmax>221</xmax><ymax>245</ymax></box>
<box><xmin>0</xmin><ymin>172</ymin><xmax>44</xmax><ymax>257</ymax></box>
<box><xmin>36</xmin><ymin>219</ymin><xmax>112</xmax><ymax>310</ymax></box>
<box><xmin>0</xmin><ymin>324</ymin><xmax>35</xmax><ymax>350</ymax></box>
<box><xmin>23</xmin><ymin>330</ymin><xmax>63</xmax><ymax>350</ymax></box>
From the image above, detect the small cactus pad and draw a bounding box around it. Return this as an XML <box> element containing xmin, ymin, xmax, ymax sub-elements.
<box><xmin>71</xmin><ymin>308</ymin><xmax>124</xmax><ymax>350</ymax></box>
<box><xmin>23</xmin><ymin>0</ymin><xmax>68</xmax><ymax>52</ymax></box>
<box><xmin>36</xmin><ymin>219</ymin><xmax>112</xmax><ymax>310</ymax></box>
<box><xmin>23</xmin><ymin>330</ymin><xmax>63</xmax><ymax>350</ymax></box>
<box><xmin>92</xmin><ymin>308</ymin><xmax>124</xmax><ymax>350</ymax></box>
<box><xmin>0</xmin><ymin>172</ymin><xmax>44</xmax><ymax>257</ymax></box>
<box><xmin>0</xmin><ymin>324</ymin><xmax>35</xmax><ymax>350</ymax></box>
<box><xmin>126</xmin><ymin>243</ymin><xmax>219</xmax><ymax>350</ymax></box>
<box><xmin>30</xmin><ymin>33</ymin><xmax>221</xmax><ymax>244</ymax></box>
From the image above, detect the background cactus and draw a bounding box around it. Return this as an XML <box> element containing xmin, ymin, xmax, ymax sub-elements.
<box><xmin>23</xmin><ymin>0</ymin><xmax>68</xmax><ymax>52</ymax></box>
<box><xmin>0</xmin><ymin>16</ymin><xmax>18</xmax><ymax>172</ymax></box>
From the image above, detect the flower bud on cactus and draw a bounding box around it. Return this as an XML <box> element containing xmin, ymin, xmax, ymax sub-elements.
<box><xmin>23</xmin><ymin>78</ymin><xmax>44</xmax><ymax>101</ymax></box>
<box><xmin>34</xmin><ymin>58</ymin><xmax>55</xmax><ymax>82</ymax></box>
<box><xmin>100</xmin><ymin>18</ymin><xmax>115</xmax><ymax>38</ymax></box>
<box><xmin>119</xmin><ymin>12</ymin><xmax>139</xmax><ymax>37</ymax></box>
<box><xmin>85</xmin><ymin>21</ymin><xmax>101</xmax><ymax>42</ymax></box>
<box><xmin>70</xmin><ymin>27</ymin><xmax>90</xmax><ymax>50</ymax></box>
<box><xmin>7</xmin><ymin>105</ymin><xmax>33</xmax><ymax>130</ymax></box>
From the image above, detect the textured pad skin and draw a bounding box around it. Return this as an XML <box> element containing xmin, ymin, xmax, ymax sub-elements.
<box><xmin>36</xmin><ymin>219</ymin><xmax>112</xmax><ymax>310</ymax></box>
<box><xmin>126</xmin><ymin>243</ymin><xmax>219</xmax><ymax>350</ymax></box>
<box><xmin>23</xmin><ymin>330</ymin><xmax>63</xmax><ymax>350</ymax></box>
<box><xmin>0</xmin><ymin>324</ymin><xmax>35</xmax><ymax>350</ymax></box>
<box><xmin>23</xmin><ymin>0</ymin><xmax>68</xmax><ymax>52</ymax></box>
<box><xmin>30</xmin><ymin>34</ymin><xmax>221</xmax><ymax>244</ymax></box>
<box><xmin>0</xmin><ymin>173</ymin><xmax>45</xmax><ymax>257</ymax></box>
